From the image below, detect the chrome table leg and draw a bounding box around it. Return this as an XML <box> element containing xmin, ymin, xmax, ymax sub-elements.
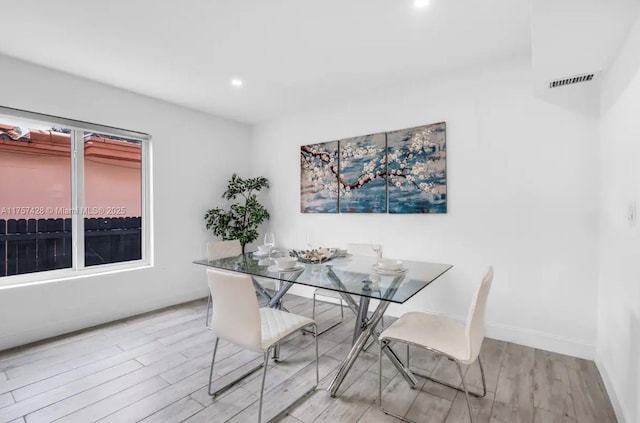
<box><xmin>252</xmin><ymin>277</ymin><xmax>273</xmax><ymax>302</ymax></box>
<box><xmin>326</xmin><ymin>270</ymin><xmax>418</xmax><ymax>397</ymax></box>
<box><xmin>352</xmin><ymin>294</ymin><xmax>371</xmax><ymax>346</ymax></box>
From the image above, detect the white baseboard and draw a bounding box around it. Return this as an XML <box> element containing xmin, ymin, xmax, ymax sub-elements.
<box><xmin>288</xmin><ymin>285</ymin><xmax>596</xmax><ymax>359</ymax></box>
<box><xmin>484</xmin><ymin>321</ymin><xmax>595</xmax><ymax>360</ymax></box>
<box><xmin>595</xmin><ymin>357</ymin><xmax>629</xmax><ymax>423</ymax></box>
<box><xmin>0</xmin><ymin>288</ymin><xmax>205</xmax><ymax>352</ymax></box>
<box><xmin>397</xmin><ymin>303</ymin><xmax>596</xmax><ymax>359</ymax></box>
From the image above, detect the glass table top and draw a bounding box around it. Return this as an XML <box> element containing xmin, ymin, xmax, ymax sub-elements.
<box><xmin>193</xmin><ymin>249</ymin><xmax>452</xmax><ymax>304</ymax></box>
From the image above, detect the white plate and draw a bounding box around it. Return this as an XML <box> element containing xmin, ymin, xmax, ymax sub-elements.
<box><xmin>268</xmin><ymin>263</ymin><xmax>305</xmax><ymax>273</ymax></box>
<box><xmin>372</xmin><ymin>265</ymin><xmax>408</xmax><ymax>276</ymax></box>
<box><xmin>252</xmin><ymin>250</ymin><xmax>273</xmax><ymax>258</ymax></box>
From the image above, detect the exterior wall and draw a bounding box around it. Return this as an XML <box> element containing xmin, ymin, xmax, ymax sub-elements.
<box><xmin>1</xmin><ymin>130</ymin><xmax>141</xmax><ymax>220</ymax></box>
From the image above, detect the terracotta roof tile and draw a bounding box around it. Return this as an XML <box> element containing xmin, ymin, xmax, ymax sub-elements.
<box><xmin>0</xmin><ymin>125</ymin><xmax>30</xmax><ymax>142</ymax></box>
<box><xmin>1</xmin><ymin>122</ymin><xmax>141</xmax><ymax>163</ymax></box>
<box><xmin>0</xmin><ymin>123</ymin><xmax>16</xmax><ymax>131</ymax></box>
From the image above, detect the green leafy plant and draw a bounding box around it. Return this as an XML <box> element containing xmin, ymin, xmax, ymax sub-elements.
<box><xmin>205</xmin><ymin>174</ymin><xmax>270</xmax><ymax>253</ymax></box>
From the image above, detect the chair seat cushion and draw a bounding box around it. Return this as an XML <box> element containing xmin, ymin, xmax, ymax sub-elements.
<box><xmin>379</xmin><ymin>312</ymin><xmax>472</xmax><ymax>363</ymax></box>
<box><xmin>260</xmin><ymin>308</ymin><xmax>314</xmax><ymax>350</ymax></box>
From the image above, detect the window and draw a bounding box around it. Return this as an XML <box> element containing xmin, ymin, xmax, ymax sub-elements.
<box><xmin>84</xmin><ymin>132</ymin><xmax>142</xmax><ymax>267</ymax></box>
<box><xmin>0</xmin><ymin>117</ymin><xmax>73</xmax><ymax>276</ymax></box>
<box><xmin>0</xmin><ymin>106</ymin><xmax>151</xmax><ymax>282</ymax></box>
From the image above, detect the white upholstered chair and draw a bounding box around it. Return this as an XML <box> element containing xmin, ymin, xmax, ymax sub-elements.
<box><xmin>378</xmin><ymin>267</ymin><xmax>494</xmax><ymax>423</ymax></box>
<box><xmin>205</xmin><ymin>240</ymin><xmax>276</xmax><ymax>329</ymax></box>
<box><xmin>310</xmin><ymin>243</ymin><xmax>383</xmax><ymax>336</ymax></box>
<box><xmin>206</xmin><ymin>268</ymin><xmax>318</xmax><ymax>423</ymax></box>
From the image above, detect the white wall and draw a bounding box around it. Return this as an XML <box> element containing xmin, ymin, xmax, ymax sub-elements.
<box><xmin>250</xmin><ymin>57</ymin><xmax>601</xmax><ymax>359</ymax></box>
<box><xmin>0</xmin><ymin>55</ymin><xmax>251</xmax><ymax>351</ymax></box>
<box><xmin>597</xmin><ymin>13</ymin><xmax>640</xmax><ymax>423</ymax></box>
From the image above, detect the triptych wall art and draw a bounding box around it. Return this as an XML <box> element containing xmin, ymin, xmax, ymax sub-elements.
<box><xmin>300</xmin><ymin>122</ymin><xmax>447</xmax><ymax>214</ymax></box>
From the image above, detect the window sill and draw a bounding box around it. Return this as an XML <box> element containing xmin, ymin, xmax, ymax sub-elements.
<box><xmin>0</xmin><ymin>261</ymin><xmax>153</xmax><ymax>290</ymax></box>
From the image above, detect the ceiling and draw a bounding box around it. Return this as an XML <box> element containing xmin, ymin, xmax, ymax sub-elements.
<box><xmin>0</xmin><ymin>0</ymin><xmax>637</xmax><ymax>124</ymax></box>
<box><xmin>532</xmin><ymin>0</ymin><xmax>640</xmax><ymax>88</ymax></box>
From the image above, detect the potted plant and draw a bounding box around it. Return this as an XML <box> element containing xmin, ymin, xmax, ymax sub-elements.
<box><xmin>205</xmin><ymin>174</ymin><xmax>270</xmax><ymax>254</ymax></box>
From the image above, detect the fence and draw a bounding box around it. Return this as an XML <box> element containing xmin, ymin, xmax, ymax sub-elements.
<box><xmin>0</xmin><ymin>217</ymin><xmax>141</xmax><ymax>277</ymax></box>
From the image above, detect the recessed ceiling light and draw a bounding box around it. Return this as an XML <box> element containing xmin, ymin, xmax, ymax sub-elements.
<box><xmin>231</xmin><ymin>78</ymin><xmax>243</xmax><ymax>87</ymax></box>
<box><xmin>414</xmin><ymin>0</ymin><xmax>429</xmax><ymax>8</ymax></box>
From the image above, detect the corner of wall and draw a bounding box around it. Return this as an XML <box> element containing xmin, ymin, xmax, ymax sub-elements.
<box><xmin>595</xmin><ymin>356</ymin><xmax>629</xmax><ymax>423</ymax></box>
<box><xmin>595</xmin><ymin>10</ymin><xmax>640</xmax><ymax>423</ymax></box>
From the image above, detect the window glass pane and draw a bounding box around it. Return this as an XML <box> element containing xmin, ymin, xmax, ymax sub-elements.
<box><xmin>0</xmin><ymin>116</ymin><xmax>73</xmax><ymax>276</ymax></box>
<box><xmin>83</xmin><ymin>132</ymin><xmax>142</xmax><ymax>267</ymax></box>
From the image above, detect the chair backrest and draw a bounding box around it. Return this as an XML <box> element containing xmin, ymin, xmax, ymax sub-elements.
<box><xmin>347</xmin><ymin>243</ymin><xmax>379</xmax><ymax>257</ymax></box>
<box><xmin>207</xmin><ymin>240</ymin><xmax>242</xmax><ymax>261</ymax></box>
<box><xmin>465</xmin><ymin>267</ymin><xmax>494</xmax><ymax>362</ymax></box>
<box><xmin>206</xmin><ymin>268</ymin><xmax>262</xmax><ymax>352</ymax></box>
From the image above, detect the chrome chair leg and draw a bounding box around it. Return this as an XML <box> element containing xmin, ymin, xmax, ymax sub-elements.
<box><xmin>213</xmin><ymin>324</ymin><xmax>318</xmax><ymax>423</ymax></box>
<box><xmin>406</xmin><ymin>344</ymin><xmax>410</xmax><ymax>368</ymax></box>
<box><xmin>208</xmin><ymin>337</ymin><xmax>264</xmax><ymax>398</ymax></box>
<box><xmin>269</xmin><ymin>322</ymin><xmax>320</xmax><ymax>423</ymax></box>
<box><xmin>407</xmin><ymin>353</ymin><xmax>486</xmax><ymax>398</ymax></box>
<box><xmin>205</xmin><ymin>294</ymin><xmax>212</xmax><ymax>330</ymax></box>
<box><xmin>378</xmin><ymin>340</ymin><xmax>484</xmax><ymax>423</ymax></box>
<box><xmin>258</xmin><ymin>348</ymin><xmax>271</xmax><ymax>423</ymax></box>
<box><xmin>378</xmin><ymin>339</ymin><xmax>409</xmax><ymax>421</ymax></box>
<box><xmin>307</xmin><ymin>290</ymin><xmax>345</xmax><ymax>336</ymax></box>
<box><xmin>455</xmin><ymin>359</ymin><xmax>475</xmax><ymax>423</ymax></box>
<box><xmin>207</xmin><ymin>337</ymin><xmax>219</xmax><ymax>395</ymax></box>
<box><xmin>314</xmin><ymin>323</ymin><xmax>319</xmax><ymax>384</ymax></box>
<box><xmin>312</xmin><ymin>291</ymin><xmax>317</xmax><ymax>321</ymax></box>
<box><xmin>378</xmin><ymin>339</ymin><xmax>384</xmax><ymax>407</ymax></box>
<box><xmin>477</xmin><ymin>357</ymin><xmax>487</xmax><ymax>398</ymax></box>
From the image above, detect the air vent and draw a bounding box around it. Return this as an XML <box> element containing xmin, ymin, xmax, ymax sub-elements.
<box><xmin>549</xmin><ymin>73</ymin><xmax>595</xmax><ymax>89</ymax></box>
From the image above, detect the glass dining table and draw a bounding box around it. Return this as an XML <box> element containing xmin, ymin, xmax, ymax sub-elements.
<box><xmin>193</xmin><ymin>249</ymin><xmax>452</xmax><ymax>397</ymax></box>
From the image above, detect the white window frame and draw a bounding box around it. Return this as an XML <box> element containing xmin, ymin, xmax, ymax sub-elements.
<box><xmin>0</xmin><ymin>106</ymin><xmax>153</xmax><ymax>288</ymax></box>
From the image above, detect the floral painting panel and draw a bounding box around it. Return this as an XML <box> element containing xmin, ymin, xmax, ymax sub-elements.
<box><xmin>339</xmin><ymin>133</ymin><xmax>387</xmax><ymax>213</ymax></box>
<box><xmin>387</xmin><ymin>122</ymin><xmax>447</xmax><ymax>214</ymax></box>
<box><xmin>300</xmin><ymin>141</ymin><xmax>339</xmax><ymax>213</ymax></box>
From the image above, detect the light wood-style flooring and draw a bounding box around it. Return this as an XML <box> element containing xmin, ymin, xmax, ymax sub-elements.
<box><xmin>0</xmin><ymin>296</ymin><xmax>617</xmax><ymax>422</ymax></box>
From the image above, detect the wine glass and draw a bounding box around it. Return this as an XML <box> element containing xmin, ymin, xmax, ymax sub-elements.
<box><xmin>372</xmin><ymin>244</ymin><xmax>383</xmax><ymax>260</ymax></box>
<box><xmin>372</xmin><ymin>231</ymin><xmax>384</xmax><ymax>261</ymax></box>
<box><xmin>264</xmin><ymin>232</ymin><xmax>275</xmax><ymax>259</ymax></box>
<box><xmin>305</xmin><ymin>232</ymin><xmax>316</xmax><ymax>251</ymax></box>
